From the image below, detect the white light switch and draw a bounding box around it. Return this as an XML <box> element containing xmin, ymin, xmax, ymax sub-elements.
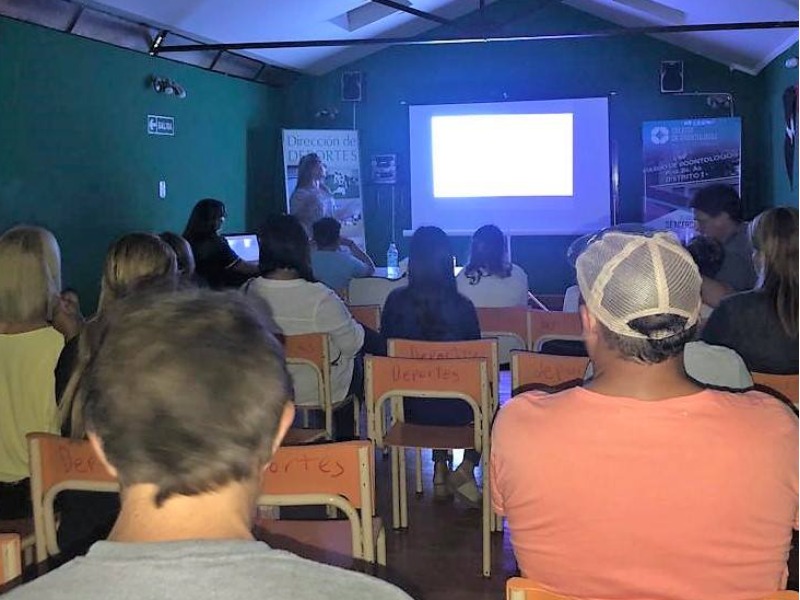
<box><xmin>158</xmin><ymin>180</ymin><xmax>167</xmax><ymax>199</ymax></box>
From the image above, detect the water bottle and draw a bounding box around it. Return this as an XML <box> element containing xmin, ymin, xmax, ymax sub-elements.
<box><xmin>386</xmin><ymin>242</ymin><xmax>399</xmax><ymax>279</ymax></box>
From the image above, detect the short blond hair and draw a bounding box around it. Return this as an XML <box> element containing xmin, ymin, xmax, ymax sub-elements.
<box><xmin>98</xmin><ymin>233</ymin><xmax>177</xmax><ymax>312</ymax></box>
<box><xmin>0</xmin><ymin>226</ymin><xmax>61</xmax><ymax>323</ymax></box>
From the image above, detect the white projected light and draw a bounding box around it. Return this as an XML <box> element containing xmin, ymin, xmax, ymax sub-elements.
<box><xmin>431</xmin><ymin>114</ymin><xmax>573</xmax><ymax>198</ymax></box>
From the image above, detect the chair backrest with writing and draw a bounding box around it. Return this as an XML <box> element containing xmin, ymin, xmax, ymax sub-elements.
<box><xmin>528</xmin><ymin>310</ymin><xmax>582</xmax><ymax>352</ymax></box>
<box><xmin>476</xmin><ymin>307</ymin><xmax>530</xmax><ymax>351</ymax></box>
<box><xmin>511</xmin><ymin>351</ymin><xmax>589</xmax><ymax>395</ymax></box>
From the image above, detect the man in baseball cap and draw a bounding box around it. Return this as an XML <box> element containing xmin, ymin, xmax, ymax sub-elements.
<box><xmin>491</xmin><ymin>231</ymin><xmax>797</xmax><ymax>600</ymax></box>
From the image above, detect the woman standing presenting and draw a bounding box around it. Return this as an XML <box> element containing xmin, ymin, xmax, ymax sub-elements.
<box><xmin>289</xmin><ymin>153</ymin><xmax>337</xmax><ymax>237</ymax></box>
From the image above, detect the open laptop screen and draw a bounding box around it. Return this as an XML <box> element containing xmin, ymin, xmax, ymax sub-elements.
<box><xmin>224</xmin><ymin>234</ymin><xmax>259</xmax><ymax>262</ymax></box>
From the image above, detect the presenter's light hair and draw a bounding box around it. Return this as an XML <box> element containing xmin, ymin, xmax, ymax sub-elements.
<box><xmin>296</xmin><ymin>153</ymin><xmax>323</xmax><ymax>190</ymax></box>
<box><xmin>98</xmin><ymin>233</ymin><xmax>178</xmax><ymax>313</ymax></box>
<box><xmin>464</xmin><ymin>224</ymin><xmax>512</xmax><ymax>285</ymax></box>
<box><xmin>79</xmin><ymin>289</ymin><xmax>292</xmax><ymax>506</ymax></box>
<box><xmin>0</xmin><ymin>226</ymin><xmax>61</xmax><ymax>323</ymax></box>
<box><xmin>751</xmin><ymin>206</ymin><xmax>798</xmax><ymax>335</ymax></box>
<box><xmin>183</xmin><ymin>198</ymin><xmax>227</xmax><ymax>241</ymax></box>
<box><xmin>690</xmin><ymin>184</ymin><xmax>743</xmax><ymax>222</ymax></box>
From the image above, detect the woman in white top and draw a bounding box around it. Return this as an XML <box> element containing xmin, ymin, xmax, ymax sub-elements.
<box><xmin>289</xmin><ymin>153</ymin><xmax>338</xmax><ymax>238</ymax></box>
<box><xmin>0</xmin><ymin>226</ymin><xmax>80</xmax><ymax>519</ymax></box>
<box><xmin>456</xmin><ymin>224</ymin><xmax>529</xmax><ymax>307</ymax></box>
<box><xmin>244</xmin><ymin>215</ymin><xmax>364</xmax><ymax>435</ymax></box>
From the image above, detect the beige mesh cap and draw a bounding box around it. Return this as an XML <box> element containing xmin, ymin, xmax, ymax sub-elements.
<box><xmin>576</xmin><ymin>231</ymin><xmax>702</xmax><ymax>340</ymax></box>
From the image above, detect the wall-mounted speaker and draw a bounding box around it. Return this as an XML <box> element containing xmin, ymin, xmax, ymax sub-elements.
<box><xmin>660</xmin><ymin>61</ymin><xmax>684</xmax><ymax>93</ymax></box>
<box><xmin>342</xmin><ymin>71</ymin><xmax>363</xmax><ymax>102</ymax></box>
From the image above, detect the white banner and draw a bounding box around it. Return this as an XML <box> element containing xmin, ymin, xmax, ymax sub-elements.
<box><xmin>282</xmin><ymin>129</ymin><xmax>365</xmax><ymax>247</ymax></box>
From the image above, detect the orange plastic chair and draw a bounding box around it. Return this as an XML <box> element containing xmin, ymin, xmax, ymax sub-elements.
<box><xmin>284</xmin><ymin>333</ymin><xmax>360</xmax><ymax>440</ymax></box>
<box><xmin>0</xmin><ymin>533</ymin><xmax>21</xmax><ymax>585</ymax></box>
<box><xmin>27</xmin><ymin>433</ymin><xmax>118</xmax><ymax>563</ymax></box>
<box><xmin>388</xmin><ymin>338</ymin><xmax>500</xmax><ymax>496</ymax></box>
<box><xmin>506</xmin><ymin>578</ymin><xmax>574</xmax><ymax>599</ymax></box>
<box><xmin>505</xmin><ymin>577</ymin><xmax>799</xmax><ymax>600</ymax></box>
<box><xmin>256</xmin><ymin>440</ymin><xmax>385</xmax><ymax>566</ymax></box>
<box><xmin>476</xmin><ymin>307</ymin><xmax>531</xmax><ymax>362</ymax></box>
<box><xmin>348</xmin><ymin>304</ymin><xmax>381</xmax><ymax>332</ymax></box>
<box><xmin>528</xmin><ymin>310</ymin><xmax>582</xmax><ymax>352</ymax></box>
<box><xmin>751</xmin><ymin>372</ymin><xmax>799</xmax><ymax>407</ymax></box>
<box><xmin>365</xmin><ymin>355</ymin><xmax>494</xmax><ymax>577</ymax></box>
<box><xmin>511</xmin><ymin>351</ymin><xmax>590</xmax><ymax>395</ymax></box>
<box><xmin>282</xmin><ymin>428</ymin><xmax>328</xmax><ymax>446</ymax></box>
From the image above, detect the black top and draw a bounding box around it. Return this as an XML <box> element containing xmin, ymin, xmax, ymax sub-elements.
<box><xmin>381</xmin><ymin>287</ymin><xmax>481</xmax><ymax>342</ymax></box>
<box><xmin>702</xmin><ymin>290</ymin><xmax>798</xmax><ymax>374</ymax></box>
<box><xmin>189</xmin><ymin>234</ymin><xmax>243</xmax><ymax>289</ymax></box>
<box><xmin>380</xmin><ymin>287</ymin><xmax>481</xmax><ymax>427</ymax></box>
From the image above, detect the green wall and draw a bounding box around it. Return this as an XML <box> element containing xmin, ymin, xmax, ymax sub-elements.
<box><xmin>283</xmin><ymin>0</ymin><xmax>766</xmax><ymax>293</ymax></box>
<box><xmin>758</xmin><ymin>42</ymin><xmax>799</xmax><ymax>209</ymax></box>
<box><xmin>0</xmin><ymin>16</ymin><xmax>283</xmax><ymax>309</ymax></box>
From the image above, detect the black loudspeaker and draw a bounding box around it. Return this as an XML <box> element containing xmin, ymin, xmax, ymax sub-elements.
<box><xmin>342</xmin><ymin>71</ymin><xmax>363</xmax><ymax>102</ymax></box>
<box><xmin>660</xmin><ymin>61</ymin><xmax>684</xmax><ymax>93</ymax></box>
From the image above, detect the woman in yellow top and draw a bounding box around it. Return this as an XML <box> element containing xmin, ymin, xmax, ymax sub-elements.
<box><xmin>0</xmin><ymin>226</ymin><xmax>80</xmax><ymax>519</ymax></box>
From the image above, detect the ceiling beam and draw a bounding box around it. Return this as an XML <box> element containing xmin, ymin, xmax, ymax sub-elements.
<box><xmin>154</xmin><ymin>20</ymin><xmax>799</xmax><ymax>54</ymax></box>
<box><xmin>370</xmin><ymin>0</ymin><xmax>451</xmax><ymax>26</ymax></box>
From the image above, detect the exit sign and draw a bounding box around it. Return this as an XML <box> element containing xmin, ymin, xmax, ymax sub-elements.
<box><xmin>147</xmin><ymin>115</ymin><xmax>175</xmax><ymax>136</ymax></box>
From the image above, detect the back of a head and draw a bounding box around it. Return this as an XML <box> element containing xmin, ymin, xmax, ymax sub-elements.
<box><xmin>408</xmin><ymin>226</ymin><xmax>456</xmax><ymax>293</ymax></box>
<box><xmin>751</xmin><ymin>206</ymin><xmax>798</xmax><ymax>335</ymax></box>
<box><xmin>258</xmin><ymin>214</ymin><xmax>314</xmax><ymax>281</ymax></box>
<box><xmin>159</xmin><ymin>231</ymin><xmax>196</xmax><ymax>276</ymax></box>
<box><xmin>78</xmin><ymin>289</ymin><xmax>292</xmax><ymax>505</ymax></box>
<box><xmin>99</xmin><ymin>233</ymin><xmax>178</xmax><ymax>312</ymax></box>
<box><xmin>183</xmin><ymin>199</ymin><xmax>226</xmax><ymax>241</ymax></box>
<box><xmin>465</xmin><ymin>224</ymin><xmax>510</xmax><ymax>282</ymax></box>
<box><xmin>686</xmin><ymin>235</ymin><xmax>725</xmax><ymax>278</ymax></box>
<box><xmin>690</xmin><ymin>184</ymin><xmax>743</xmax><ymax>222</ymax></box>
<box><xmin>0</xmin><ymin>225</ymin><xmax>61</xmax><ymax>323</ymax></box>
<box><xmin>312</xmin><ymin>217</ymin><xmax>341</xmax><ymax>248</ymax></box>
<box><xmin>577</xmin><ymin>231</ymin><xmax>702</xmax><ymax>364</ymax></box>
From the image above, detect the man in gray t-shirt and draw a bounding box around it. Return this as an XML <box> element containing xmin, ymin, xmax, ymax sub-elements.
<box><xmin>6</xmin><ymin>290</ymin><xmax>410</xmax><ymax>600</ymax></box>
<box><xmin>690</xmin><ymin>184</ymin><xmax>756</xmax><ymax>306</ymax></box>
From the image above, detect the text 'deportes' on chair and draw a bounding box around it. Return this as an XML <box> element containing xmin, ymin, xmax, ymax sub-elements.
<box><xmin>284</xmin><ymin>333</ymin><xmax>360</xmax><ymax>440</ymax></box>
<box><xmin>476</xmin><ymin>307</ymin><xmax>530</xmax><ymax>365</ymax></box>
<box><xmin>528</xmin><ymin>310</ymin><xmax>584</xmax><ymax>354</ymax></box>
<box><xmin>27</xmin><ymin>433</ymin><xmax>118</xmax><ymax>564</ymax></box>
<box><xmin>751</xmin><ymin>372</ymin><xmax>799</xmax><ymax>408</ymax></box>
<box><xmin>511</xmin><ymin>351</ymin><xmax>590</xmax><ymax>396</ymax></box>
<box><xmin>365</xmin><ymin>355</ymin><xmax>494</xmax><ymax>577</ymax></box>
<box><xmin>347</xmin><ymin>304</ymin><xmax>382</xmax><ymax>333</ymax></box>
<box><xmin>387</xmin><ymin>338</ymin><xmax>499</xmax><ymax>497</ymax></box>
<box><xmin>255</xmin><ymin>440</ymin><xmax>385</xmax><ymax>566</ymax></box>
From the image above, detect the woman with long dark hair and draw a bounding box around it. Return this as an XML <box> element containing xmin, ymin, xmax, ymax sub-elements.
<box><xmin>243</xmin><ymin>214</ymin><xmax>366</xmax><ymax>437</ymax></box>
<box><xmin>456</xmin><ymin>224</ymin><xmax>529</xmax><ymax>307</ymax></box>
<box><xmin>381</xmin><ymin>226</ymin><xmax>482</xmax><ymax>505</ymax></box>
<box><xmin>182</xmin><ymin>198</ymin><xmax>258</xmax><ymax>288</ymax></box>
<box><xmin>702</xmin><ymin>206</ymin><xmax>798</xmax><ymax>373</ymax></box>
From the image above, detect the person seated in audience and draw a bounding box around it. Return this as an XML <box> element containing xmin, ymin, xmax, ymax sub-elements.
<box><xmin>690</xmin><ymin>184</ymin><xmax>756</xmax><ymax>306</ymax></box>
<box><xmin>491</xmin><ymin>230</ymin><xmax>797</xmax><ymax>599</ymax></box>
<box><xmin>5</xmin><ymin>289</ymin><xmax>411</xmax><ymax>600</ymax></box>
<box><xmin>243</xmin><ymin>215</ymin><xmax>380</xmax><ymax>438</ymax></box>
<box><xmin>381</xmin><ymin>226</ymin><xmax>482</xmax><ymax>506</ymax></box>
<box><xmin>456</xmin><ymin>224</ymin><xmax>528</xmax><ymax>308</ymax></box>
<box><xmin>702</xmin><ymin>206</ymin><xmax>798</xmax><ymax>374</ymax></box>
<box><xmin>685</xmin><ymin>234</ymin><xmax>725</xmax><ymax>322</ymax></box>
<box><xmin>0</xmin><ymin>226</ymin><xmax>79</xmax><ymax>520</ymax></box>
<box><xmin>311</xmin><ymin>217</ymin><xmax>374</xmax><ymax>296</ymax></box>
<box><xmin>182</xmin><ymin>198</ymin><xmax>259</xmax><ymax>289</ymax></box>
<box><xmin>53</xmin><ymin>233</ymin><xmax>178</xmax><ymax>556</ymax></box>
<box><xmin>159</xmin><ymin>231</ymin><xmax>197</xmax><ymax>284</ymax></box>
<box><xmin>59</xmin><ymin>232</ymin><xmax>179</xmax><ymax>437</ymax></box>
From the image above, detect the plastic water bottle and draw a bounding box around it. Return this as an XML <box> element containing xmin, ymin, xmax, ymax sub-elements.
<box><xmin>386</xmin><ymin>242</ymin><xmax>399</xmax><ymax>279</ymax></box>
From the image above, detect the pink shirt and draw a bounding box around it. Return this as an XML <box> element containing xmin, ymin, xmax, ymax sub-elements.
<box><xmin>491</xmin><ymin>387</ymin><xmax>798</xmax><ymax>600</ymax></box>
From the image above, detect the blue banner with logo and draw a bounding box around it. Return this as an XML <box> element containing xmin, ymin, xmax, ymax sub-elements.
<box><xmin>642</xmin><ymin>117</ymin><xmax>741</xmax><ymax>242</ymax></box>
